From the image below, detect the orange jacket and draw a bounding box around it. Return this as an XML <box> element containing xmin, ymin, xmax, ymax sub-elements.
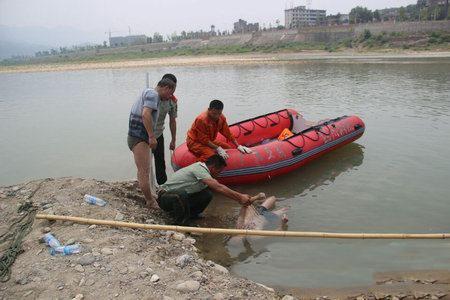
<box><xmin>187</xmin><ymin>111</ymin><xmax>235</xmax><ymax>145</ymax></box>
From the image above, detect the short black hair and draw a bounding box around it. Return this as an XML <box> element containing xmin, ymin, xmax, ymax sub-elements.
<box><xmin>162</xmin><ymin>73</ymin><xmax>177</xmax><ymax>84</ymax></box>
<box><xmin>157</xmin><ymin>78</ymin><xmax>176</xmax><ymax>89</ymax></box>
<box><xmin>209</xmin><ymin>99</ymin><xmax>224</xmax><ymax>110</ymax></box>
<box><xmin>205</xmin><ymin>155</ymin><xmax>227</xmax><ymax>169</ymax></box>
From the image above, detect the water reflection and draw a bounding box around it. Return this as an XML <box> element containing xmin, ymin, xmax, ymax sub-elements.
<box><xmin>195</xmin><ymin>143</ymin><xmax>365</xmax><ymax>267</ymax></box>
<box><xmin>243</xmin><ymin>143</ymin><xmax>365</xmax><ymax>198</ymax></box>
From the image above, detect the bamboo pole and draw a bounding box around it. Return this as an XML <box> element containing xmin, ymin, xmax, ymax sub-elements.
<box><xmin>35</xmin><ymin>214</ymin><xmax>450</xmax><ymax>239</ymax></box>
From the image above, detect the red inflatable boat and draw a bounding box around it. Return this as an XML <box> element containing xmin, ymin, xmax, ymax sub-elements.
<box><xmin>172</xmin><ymin>109</ymin><xmax>365</xmax><ymax>185</ymax></box>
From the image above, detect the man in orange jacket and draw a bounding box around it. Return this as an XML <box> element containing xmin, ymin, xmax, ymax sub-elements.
<box><xmin>186</xmin><ymin>100</ymin><xmax>252</xmax><ymax>162</ymax></box>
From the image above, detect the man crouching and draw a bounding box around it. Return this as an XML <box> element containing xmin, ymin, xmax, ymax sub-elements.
<box><xmin>157</xmin><ymin>155</ymin><xmax>253</xmax><ymax>224</ymax></box>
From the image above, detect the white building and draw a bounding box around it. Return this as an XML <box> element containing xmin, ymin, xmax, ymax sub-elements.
<box><xmin>340</xmin><ymin>14</ymin><xmax>350</xmax><ymax>24</ymax></box>
<box><xmin>285</xmin><ymin>6</ymin><xmax>327</xmax><ymax>28</ymax></box>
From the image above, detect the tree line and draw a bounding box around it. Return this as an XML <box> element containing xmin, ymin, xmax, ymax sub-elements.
<box><xmin>349</xmin><ymin>0</ymin><xmax>449</xmax><ymax>24</ymax></box>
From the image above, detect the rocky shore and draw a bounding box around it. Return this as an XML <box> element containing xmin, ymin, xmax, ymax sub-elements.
<box><xmin>0</xmin><ymin>178</ymin><xmax>280</xmax><ymax>299</ymax></box>
<box><xmin>1</xmin><ymin>178</ymin><xmax>449</xmax><ymax>299</ymax></box>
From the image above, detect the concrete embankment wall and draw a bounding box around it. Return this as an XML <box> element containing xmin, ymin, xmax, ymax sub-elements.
<box><xmin>354</xmin><ymin>20</ymin><xmax>450</xmax><ymax>35</ymax></box>
<box><xmin>297</xmin><ymin>26</ymin><xmax>354</xmax><ymax>43</ymax></box>
<box><xmin>170</xmin><ymin>20</ymin><xmax>450</xmax><ymax>47</ymax></box>
<box><xmin>286</xmin><ymin>20</ymin><xmax>450</xmax><ymax>44</ymax></box>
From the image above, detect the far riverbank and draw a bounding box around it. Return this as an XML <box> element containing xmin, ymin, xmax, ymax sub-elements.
<box><xmin>1</xmin><ymin>50</ymin><xmax>450</xmax><ymax>74</ymax></box>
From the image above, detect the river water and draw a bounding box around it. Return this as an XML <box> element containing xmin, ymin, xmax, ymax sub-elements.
<box><xmin>1</xmin><ymin>58</ymin><xmax>449</xmax><ymax>289</ymax></box>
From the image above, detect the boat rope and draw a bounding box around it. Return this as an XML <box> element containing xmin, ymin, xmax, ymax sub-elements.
<box><xmin>284</xmin><ymin>116</ymin><xmax>348</xmax><ymax>151</ymax></box>
<box><xmin>316</xmin><ymin>124</ymin><xmax>332</xmax><ymax>136</ymax></box>
<box><xmin>35</xmin><ymin>214</ymin><xmax>450</xmax><ymax>240</ymax></box>
<box><xmin>285</xmin><ymin>134</ymin><xmax>306</xmax><ymax>152</ymax></box>
<box><xmin>0</xmin><ymin>202</ymin><xmax>37</xmax><ymax>282</ymax></box>
<box><xmin>302</xmin><ymin>129</ymin><xmax>321</xmax><ymax>142</ymax></box>
<box><xmin>266</xmin><ymin>113</ymin><xmax>281</xmax><ymax>126</ymax></box>
<box><xmin>237</xmin><ymin>121</ymin><xmax>255</xmax><ymax>137</ymax></box>
<box><xmin>233</xmin><ymin>109</ymin><xmax>290</xmax><ymax>139</ymax></box>
<box><xmin>232</xmin><ymin>110</ymin><xmax>343</xmax><ymax>150</ymax></box>
<box><xmin>0</xmin><ymin>179</ymin><xmax>48</xmax><ymax>282</ymax></box>
<box><xmin>253</xmin><ymin>117</ymin><xmax>269</xmax><ymax>128</ymax></box>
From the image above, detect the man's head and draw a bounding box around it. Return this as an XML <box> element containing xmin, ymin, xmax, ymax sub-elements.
<box><xmin>162</xmin><ymin>73</ymin><xmax>177</xmax><ymax>84</ymax></box>
<box><xmin>205</xmin><ymin>154</ymin><xmax>227</xmax><ymax>177</ymax></box>
<box><xmin>156</xmin><ymin>78</ymin><xmax>176</xmax><ymax>99</ymax></box>
<box><xmin>207</xmin><ymin>99</ymin><xmax>224</xmax><ymax>122</ymax></box>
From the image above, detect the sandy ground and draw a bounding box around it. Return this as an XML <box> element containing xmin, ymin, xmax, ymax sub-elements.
<box><xmin>1</xmin><ymin>50</ymin><xmax>450</xmax><ymax>74</ymax></box>
<box><xmin>1</xmin><ymin>178</ymin><xmax>449</xmax><ymax>300</ymax></box>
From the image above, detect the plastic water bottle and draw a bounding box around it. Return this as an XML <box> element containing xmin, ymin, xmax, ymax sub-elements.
<box><xmin>50</xmin><ymin>244</ymin><xmax>81</xmax><ymax>256</ymax></box>
<box><xmin>84</xmin><ymin>194</ymin><xmax>107</xmax><ymax>206</ymax></box>
<box><xmin>43</xmin><ymin>233</ymin><xmax>61</xmax><ymax>248</ymax></box>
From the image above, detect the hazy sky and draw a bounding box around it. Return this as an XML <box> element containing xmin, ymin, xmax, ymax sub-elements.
<box><xmin>1</xmin><ymin>0</ymin><xmax>416</xmax><ymax>38</ymax></box>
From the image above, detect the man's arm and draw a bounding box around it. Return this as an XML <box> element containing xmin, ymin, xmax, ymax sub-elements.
<box><xmin>207</xmin><ymin>141</ymin><xmax>219</xmax><ymax>149</ymax></box>
<box><xmin>202</xmin><ymin>178</ymin><xmax>251</xmax><ymax>205</ymax></box>
<box><xmin>142</xmin><ymin>107</ymin><xmax>157</xmax><ymax>149</ymax></box>
<box><xmin>169</xmin><ymin>115</ymin><xmax>176</xmax><ymax>150</ymax></box>
<box><xmin>220</xmin><ymin>119</ymin><xmax>238</xmax><ymax>147</ymax></box>
<box><xmin>231</xmin><ymin>140</ymin><xmax>239</xmax><ymax>147</ymax></box>
<box><xmin>220</xmin><ymin>118</ymin><xmax>252</xmax><ymax>154</ymax></box>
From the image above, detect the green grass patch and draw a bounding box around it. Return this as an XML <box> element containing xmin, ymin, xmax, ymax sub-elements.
<box><xmin>1</xmin><ymin>42</ymin><xmax>333</xmax><ymax>67</ymax></box>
